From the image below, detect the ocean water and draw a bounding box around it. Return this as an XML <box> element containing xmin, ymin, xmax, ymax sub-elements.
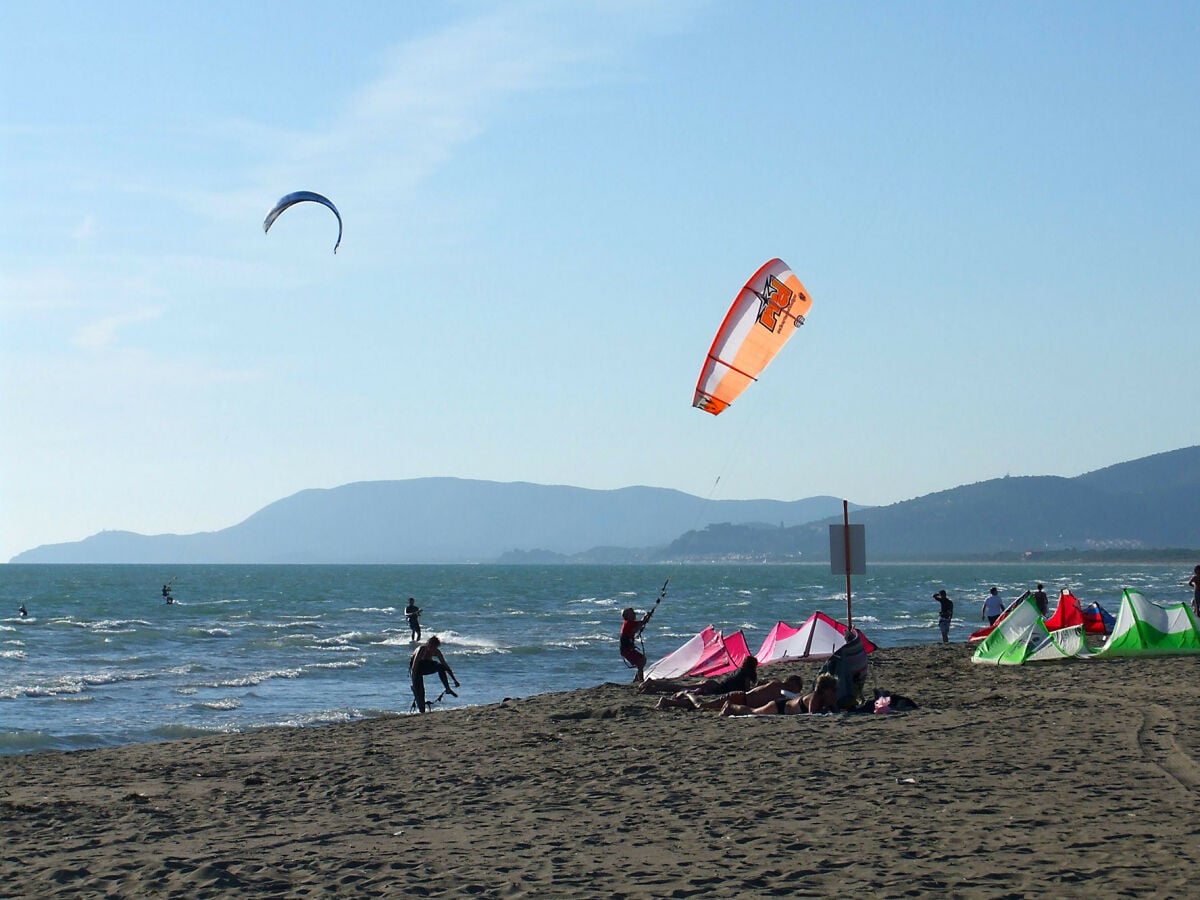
<box><xmin>1</xmin><ymin>563</ymin><xmax>1192</xmax><ymax>755</ymax></box>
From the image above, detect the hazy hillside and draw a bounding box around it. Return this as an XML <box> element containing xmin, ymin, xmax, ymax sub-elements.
<box><xmin>12</xmin><ymin>447</ymin><xmax>1197</xmax><ymax>564</ymax></box>
<box><xmin>664</xmin><ymin>446</ymin><xmax>1200</xmax><ymax>560</ymax></box>
<box><xmin>10</xmin><ymin>480</ymin><xmax>849</xmax><ymax>564</ymax></box>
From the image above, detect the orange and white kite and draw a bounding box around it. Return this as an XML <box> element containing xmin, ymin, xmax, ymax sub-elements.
<box><xmin>692</xmin><ymin>258</ymin><xmax>813</xmax><ymax>415</ymax></box>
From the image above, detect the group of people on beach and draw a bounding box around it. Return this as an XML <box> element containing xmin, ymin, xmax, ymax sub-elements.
<box><xmin>621</xmin><ymin>602</ymin><xmax>882</xmax><ymax>717</ymax></box>
<box><xmin>643</xmin><ymin>657</ymin><xmax>842</xmax><ymax>717</ymax></box>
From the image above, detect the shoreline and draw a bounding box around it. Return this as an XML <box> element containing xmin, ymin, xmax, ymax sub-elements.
<box><xmin>3</xmin><ymin>642</ymin><xmax>1199</xmax><ymax>896</ymax></box>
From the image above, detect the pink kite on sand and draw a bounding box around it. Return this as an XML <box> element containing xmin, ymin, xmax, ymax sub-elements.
<box><xmin>643</xmin><ymin>628</ymin><xmax>752</xmax><ymax>680</ymax></box>
<box><xmin>754</xmin><ymin>612</ymin><xmax>876</xmax><ymax>666</ymax></box>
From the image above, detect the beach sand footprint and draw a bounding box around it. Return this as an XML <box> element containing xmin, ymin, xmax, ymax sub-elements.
<box><xmin>1137</xmin><ymin>703</ymin><xmax>1200</xmax><ymax>794</ymax></box>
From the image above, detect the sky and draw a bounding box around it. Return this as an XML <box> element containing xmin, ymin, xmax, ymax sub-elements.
<box><xmin>2</xmin><ymin>1</ymin><xmax>1198</xmax><ymax>561</ymax></box>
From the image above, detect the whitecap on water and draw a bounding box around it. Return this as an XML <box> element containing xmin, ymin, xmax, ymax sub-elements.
<box><xmin>194</xmin><ymin>697</ymin><xmax>241</xmax><ymax>711</ymax></box>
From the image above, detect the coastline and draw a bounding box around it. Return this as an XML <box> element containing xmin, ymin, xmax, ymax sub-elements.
<box><xmin>3</xmin><ymin>642</ymin><xmax>1199</xmax><ymax>897</ymax></box>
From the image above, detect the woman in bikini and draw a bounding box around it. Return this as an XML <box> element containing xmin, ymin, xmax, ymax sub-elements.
<box><xmin>718</xmin><ymin>673</ymin><xmax>838</xmax><ymax>717</ymax></box>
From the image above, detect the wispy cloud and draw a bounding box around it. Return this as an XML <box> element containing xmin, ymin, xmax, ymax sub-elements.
<box><xmin>180</xmin><ymin>2</ymin><xmax>691</xmax><ymax>225</ymax></box>
<box><xmin>71</xmin><ymin>306</ymin><xmax>162</xmax><ymax>349</ymax></box>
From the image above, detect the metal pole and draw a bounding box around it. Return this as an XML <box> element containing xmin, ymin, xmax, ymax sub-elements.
<box><xmin>843</xmin><ymin>499</ymin><xmax>852</xmax><ymax>627</ymax></box>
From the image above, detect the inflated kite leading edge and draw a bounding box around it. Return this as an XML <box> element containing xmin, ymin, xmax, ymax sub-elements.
<box><xmin>263</xmin><ymin>191</ymin><xmax>342</xmax><ymax>254</ymax></box>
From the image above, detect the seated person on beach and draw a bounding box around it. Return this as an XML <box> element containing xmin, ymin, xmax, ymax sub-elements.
<box><xmin>409</xmin><ymin>636</ymin><xmax>461</xmax><ymax>713</ymax></box>
<box><xmin>639</xmin><ymin>656</ymin><xmax>758</xmax><ymax>696</ymax></box>
<box><xmin>656</xmin><ymin>674</ymin><xmax>804</xmax><ymax>711</ymax></box>
<box><xmin>821</xmin><ymin>627</ymin><xmax>870</xmax><ymax>711</ymax></box>
<box><xmin>719</xmin><ymin>673</ymin><xmax>839</xmax><ymax>717</ymax></box>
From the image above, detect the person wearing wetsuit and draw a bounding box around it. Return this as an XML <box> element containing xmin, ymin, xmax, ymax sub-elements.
<box><xmin>409</xmin><ymin>636</ymin><xmax>460</xmax><ymax>713</ymax></box>
<box><xmin>404</xmin><ymin>598</ymin><xmax>422</xmax><ymax>641</ymax></box>
<box><xmin>619</xmin><ymin>606</ymin><xmax>654</xmax><ymax>682</ymax></box>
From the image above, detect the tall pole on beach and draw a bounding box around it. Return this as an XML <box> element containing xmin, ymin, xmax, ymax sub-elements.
<box><xmin>843</xmin><ymin>499</ymin><xmax>853</xmax><ymax>627</ymax></box>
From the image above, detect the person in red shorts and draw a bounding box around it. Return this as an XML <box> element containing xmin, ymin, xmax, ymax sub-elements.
<box><xmin>619</xmin><ymin>606</ymin><xmax>654</xmax><ymax>682</ymax></box>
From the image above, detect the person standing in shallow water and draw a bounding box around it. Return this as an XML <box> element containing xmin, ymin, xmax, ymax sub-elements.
<box><xmin>933</xmin><ymin>590</ymin><xmax>953</xmax><ymax>643</ymax></box>
<box><xmin>981</xmin><ymin>587</ymin><xmax>1005</xmax><ymax>626</ymax></box>
<box><xmin>404</xmin><ymin>597</ymin><xmax>422</xmax><ymax>641</ymax></box>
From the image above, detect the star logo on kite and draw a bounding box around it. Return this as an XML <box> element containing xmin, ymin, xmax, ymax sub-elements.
<box><xmin>754</xmin><ymin>275</ymin><xmax>795</xmax><ymax>332</ymax></box>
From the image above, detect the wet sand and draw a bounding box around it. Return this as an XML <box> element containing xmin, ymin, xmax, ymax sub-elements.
<box><xmin>3</xmin><ymin>643</ymin><xmax>1199</xmax><ymax>897</ymax></box>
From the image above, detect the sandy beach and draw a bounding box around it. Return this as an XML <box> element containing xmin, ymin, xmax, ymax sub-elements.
<box><xmin>3</xmin><ymin>642</ymin><xmax>1199</xmax><ymax>898</ymax></box>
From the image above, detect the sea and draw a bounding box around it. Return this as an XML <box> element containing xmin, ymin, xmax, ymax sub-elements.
<box><xmin>1</xmin><ymin>562</ymin><xmax>1193</xmax><ymax>755</ymax></box>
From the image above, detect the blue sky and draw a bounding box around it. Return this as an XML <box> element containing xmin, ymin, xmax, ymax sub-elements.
<box><xmin>2</xmin><ymin>1</ymin><xmax>1198</xmax><ymax>561</ymax></box>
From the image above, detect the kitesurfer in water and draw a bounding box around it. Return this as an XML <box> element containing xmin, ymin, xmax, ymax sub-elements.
<box><xmin>619</xmin><ymin>606</ymin><xmax>654</xmax><ymax>682</ymax></box>
<box><xmin>409</xmin><ymin>636</ymin><xmax>460</xmax><ymax>713</ymax></box>
<box><xmin>18</xmin><ymin>605</ymin><xmax>28</xmax><ymax>618</ymax></box>
<box><xmin>162</xmin><ymin>583</ymin><xmax>174</xmax><ymax>605</ymax></box>
<box><xmin>404</xmin><ymin>598</ymin><xmax>422</xmax><ymax>641</ymax></box>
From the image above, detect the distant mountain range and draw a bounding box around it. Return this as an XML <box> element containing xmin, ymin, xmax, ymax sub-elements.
<box><xmin>9</xmin><ymin>481</ymin><xmax>851</xmax><ymax>564</ymax></box>
<box><xmin>11</xmin><ymin>446</ymin><xmax>1198</xmax><ymax>564</ymax></box>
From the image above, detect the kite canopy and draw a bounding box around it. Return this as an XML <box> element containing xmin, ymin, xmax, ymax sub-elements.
<box><xmin>263</xmin><ymin>191</ymin><xmax>343</xmax><ymax>253</ymax></box>
<box><xmin>755</xmin><ymin>612</ymin><xmax>876</xmax><ymax>666</ymax></box>
<box><xmin>1081</xmin><ymin>601</ymin><xmax>1115</xmax><ymax>636</ymax></box>
<box><xmin>689</xmin><ymin>630</ymin><xmax>751</xmax><ymax>678</ymax></box>
<box><xmin>973</xmin><ymin>589</ymin><xmax>1200</xmax><ymax>665</ymax></box>
<box><xmin>1092</xmin><ymin>589</ymin><xmax>1200</xmax><ymax>657</ymax></box>
<box><xmin>645</xmin><ymin>613</ymin><xmax>874</xmax><ymax>680</ymax></box>
<box><xmin>968</xmin><ymin>590</ymin><xmax>1032</xmax><ymax>642</ymax></box>
<box><xmin>693</xmin><ymin>258</ymin><xmax>812</xmax><ymax>415</ymax></box>
<box><xmin>1044</xmin><ymin>590</ymin><xmax>1084</xmax><ymax>632</ymax></box>
<box><xmin>971</xmin><ymin>597</ymin><xmax>1084</xmax><ymax>665</ymax></box>
<box><xmin>643</xmin><ymin>627</ymin><xmax>718</xmax><ymax>680</ymax></box>
<box><xmin>644</xmin><ymin>628</ymin><xmax>751</xmax><ymax>680</ymax></box>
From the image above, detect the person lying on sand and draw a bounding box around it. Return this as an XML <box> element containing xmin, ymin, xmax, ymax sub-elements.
<box><xmin>638</xmin><ymin>656</ymin><xmax>758</xmax><ymax>696</ymax></box>
<box><xmin>719</xmin><ymin>673</ymin><xmax>839</xmax><ymax>717</ymax></box>
<box><xmin>655</xmin><ymin>674</ymin><xmax>805</xmax><ymax>711</ymax></box>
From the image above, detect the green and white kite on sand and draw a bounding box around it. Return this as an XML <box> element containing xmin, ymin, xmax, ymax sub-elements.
<box><xmin>972</xmin><ymin>589</ymin><xmax>1200</xmax><ymax>665</ymax></box>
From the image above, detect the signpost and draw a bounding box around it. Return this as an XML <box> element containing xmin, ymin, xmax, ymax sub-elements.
<box><xmin>829</xmin><ymin>500</ymin><xmax>866</xmax><ymax>626</ymax></box>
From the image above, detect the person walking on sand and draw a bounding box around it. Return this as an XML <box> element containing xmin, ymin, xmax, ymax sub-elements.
<box><xmin>1032</xmin><ymin>583</ymin><xmax>1049</xmax><ymax>618</ymax></box>
<box><xmin>933</xmin><ymin>590</ymin><xmax>953</xmax><ymax>644</ymax></box>
<box><xmin>404</xmin><ymin>597</ymin><xmax>422</xmax><ymax>642</ymax></box>
<box><xmin>409</xmin><ymin>636</ymin><xmax>460</xmax><ymax>713</ymax></box>
<box><xmin>619</xmin><ymin>606</ymin><xmax>654</xmax><ymax>683</ymax></box>
<box><xmin>981</xmin><ymin>587</ymin><xmax>1005</xmax><ymax>626</ymax></box>
<box><xmin>1189</xmin><ymin>565</ymin><xmax>1200</xmax><ymax>617</ymax></box>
